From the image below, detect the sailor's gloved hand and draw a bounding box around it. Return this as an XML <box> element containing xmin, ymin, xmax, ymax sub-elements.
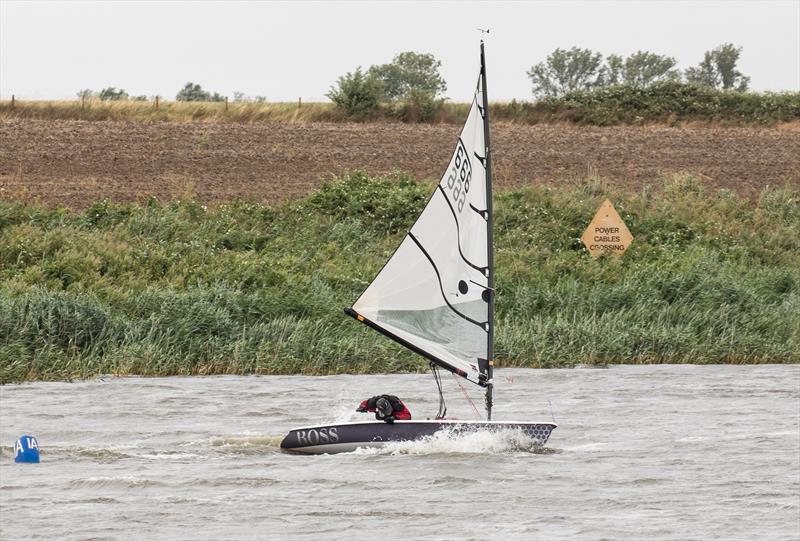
<box><xmin>383</xmin><ymin>416</ymin><xmax>395</xmax><ymax>424</ymax></box>
<box><xmin>356</xmin><ymin>399</ymin><xmax>369</xmax><ymax>413</ymax></box>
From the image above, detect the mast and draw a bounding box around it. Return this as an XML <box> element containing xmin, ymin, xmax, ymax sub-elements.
<box><xmin>480</xmin><ymin>41</ymin><xmax>495</xmax><ymax>420</ymax></box>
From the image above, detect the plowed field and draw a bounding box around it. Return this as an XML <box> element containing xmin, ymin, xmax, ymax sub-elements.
<box><xmin>1</xmin><ymin>120</ymin><xmax>798</xmax><ymax>208</ymax></box>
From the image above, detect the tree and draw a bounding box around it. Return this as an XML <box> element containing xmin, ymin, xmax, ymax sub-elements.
<box><xmin>76</xmin><ymin>89</ymin><xmax>94</xmax><ymax>100</ymax></box>
<box><xmin>604</xmin><ymin>54</ymin><xmax>625</xmax><ymax>86</ymax></box>
<box><xmin>368</xmin><ymin>51</ymin><xmax>447</xmax><ymax>100</ymax></box>
<box><xmin>713</xmin><ymin>44</ymin><xmax>749</xmax><ymax>90</ymax></box>
<box><xmin>527</xmin><ymin>47</ymin><xmax>606</xmax><ymax>98</ymax></box>
<box><xmin>177</xmin><ymin>82</ymin><xmax>209</xmax><ymax>101</ymax></box>
<box><xmin>326</xmin><ymin>67</ymin><xmax>383</xmax><ymax>115</ymax></box>
<box><xmin>605</xmin><ymin>51</ymin><xmax>680</xmax><ymax>87</ymax></box>
<box><xmin>175</xmin><ymin>82</ymin><xmax>225</xmax><ymax>102</ymax></box>
<box><xmin>686</xmin><ymin>44</ymin><xmax>749</xmax><ymax>91</ymax></box>
<box><xmin>98</xmin><ymin>87</ymin><xmax>128</xmax><ymax>101</ymax></box>
<box><xmin>685</xmin><ymin>54</ymin><xmax>718</xmax><ymax>88</ymax></box>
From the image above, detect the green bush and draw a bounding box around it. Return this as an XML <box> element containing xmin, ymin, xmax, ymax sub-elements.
<box><xmin>538</xmin><ymin>82</ymin><xmax>800</xmax><ymax>125</ymax></box>
<box><xmin>305</xmin><ymin>170</ymin><xmax>429</xmax><ymax>234</ymax></box>
<box><xmin>98</xmin><ymin>87</ymin><xmax>128</xmax><ymax>101</ymax></box>
<box><xmin>393</xmin><ymin>89</ymin><xmax>447</xmax><ymax>123</ymax></box>
<box><xmin>1</xmin><ymin>173</ymin><xmax>798</xmax><ymax>382</ymax></box>
<box><xmin>175</xmin><ymin>82</ymin><xmax>225</xmax><ymax>102</ymax></box>
<box><xmin>326</xmin><ymin>68</ymin><xmax>383</xmax><ymax>117</ymax></box>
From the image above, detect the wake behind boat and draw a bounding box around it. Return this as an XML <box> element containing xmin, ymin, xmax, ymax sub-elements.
<box><xmin>280</xmin><ymin>420</ymin><xmax>557</xmax><ymax>454</ymax></box>
<box><xmin>281</xmin><ymin>41</ymin><xmax>557</xmax><ymax>454</ymax></box>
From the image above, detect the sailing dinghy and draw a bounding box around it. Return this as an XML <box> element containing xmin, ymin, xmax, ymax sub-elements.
<box><xmin>281</xmin><ymin>43</ymin><xmax>556</xmax><ymax>454</ymax></box>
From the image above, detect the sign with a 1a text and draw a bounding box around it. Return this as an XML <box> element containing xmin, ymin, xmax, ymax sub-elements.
<box><xmin>580</xmin><ymin>199</ymin><xmax>633</xmax><ymax>258</ymax></box>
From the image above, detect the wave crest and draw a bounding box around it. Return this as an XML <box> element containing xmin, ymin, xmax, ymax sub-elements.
<box><xmin>354</xmin><ymin>428</ymin><xmax>553</xmax><ymax>456</ymax></box>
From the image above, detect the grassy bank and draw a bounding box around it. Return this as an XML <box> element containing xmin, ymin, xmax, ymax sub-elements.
<box><xmin>2</xmin><ymin>83</ymin><xmax>798</xmax><ymax>125</ymax></box>
<box><xmin>1</xmin><ymin>172</ymin><xmax>798</xmax><ymax>382</ymax></box>
<box><xmin>0</xmin><ymin>99</ymin><xmax>344</xmax><ymax>124</ymax></box>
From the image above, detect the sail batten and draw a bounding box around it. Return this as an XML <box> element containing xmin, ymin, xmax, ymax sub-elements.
<box><xmin>348</xmin><ymin>50</ymin><xmax>493</xmax><ymax>388</ymax></box>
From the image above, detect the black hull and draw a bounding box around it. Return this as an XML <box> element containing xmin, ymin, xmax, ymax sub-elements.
<box><xmin>280</xmin><ymin>420</ymin><xmax>556</xmax><ymax>454</ymax></box>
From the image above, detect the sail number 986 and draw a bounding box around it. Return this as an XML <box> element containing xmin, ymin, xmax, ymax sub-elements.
<box><xmin>446</xmin><ymin>143</ymin><xmax>471</xmax><ymax>212</ymax></box>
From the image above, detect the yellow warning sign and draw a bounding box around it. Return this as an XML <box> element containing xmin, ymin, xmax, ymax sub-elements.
<box><xmin>580</xmin><ymin>199</ymin><xmax>633</xmax><ymax>258</ymax></box>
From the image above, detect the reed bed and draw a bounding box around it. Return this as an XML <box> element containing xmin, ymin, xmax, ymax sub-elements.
<box><xmin>1</xmin><ymin>172</ymin><xmax>798</xmax><ymax>382</ymax></box>
<box><xmin>0</xmin><ymin>99</ymin><xmax>343</xmax><ymax>124</ymax></box>
<box><xmin>2</xmin><ymin>83</ymin><xmax>798</xmax><ymax>125</ymax></box>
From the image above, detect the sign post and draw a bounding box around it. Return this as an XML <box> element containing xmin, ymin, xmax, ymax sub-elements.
<box><xmin>580</xmin><ymin>199</ymin><xmax>633</xmax><ymax>258</ymax></box>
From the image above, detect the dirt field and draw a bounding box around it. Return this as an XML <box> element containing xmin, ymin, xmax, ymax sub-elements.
<box><xmin>1</xmin><ymin>119</ymin><xmax>798</xmax><ymax>208</ymax></box>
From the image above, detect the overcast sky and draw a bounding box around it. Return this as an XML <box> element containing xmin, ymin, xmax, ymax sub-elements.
<box><xmin>1</xmin><ymin>0</ymin><xmax>798</xmax><ymax>101</ymax></box>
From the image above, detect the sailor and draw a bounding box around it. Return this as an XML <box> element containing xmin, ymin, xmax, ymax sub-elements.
<box><xmin>356</xmin><ymin>395</ymin><xmax>412</xmax><ymax>423</ymax></box>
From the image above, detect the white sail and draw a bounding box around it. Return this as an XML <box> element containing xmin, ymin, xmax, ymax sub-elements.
<box><xmin>348</xmin><ymin>75</ymin><xmax>491</xmax><ymax>386</ymax></box>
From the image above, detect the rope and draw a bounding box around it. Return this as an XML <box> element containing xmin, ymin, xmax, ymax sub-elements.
<box><xmin>452</xmin><ymin>373</ymin><xmax>483</xmax><ymax>420</ymax></box>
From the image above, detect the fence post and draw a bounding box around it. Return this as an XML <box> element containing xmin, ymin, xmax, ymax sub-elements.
<box><xmin>298</xmin><ymin>97</ymin><xmax>302</xmax><ymax>108</ymax></box>
<box><xmin>155</xmin><ymin>96</ymin><xmax>159</xmax><ymax>109</ymax></box>
<box><xmin>81</xmin><ymin>95</ymin><xmax>85</xmax><ymax>111</ymax></box>
<box><xmin>225</xmin><ymin>96</ymin><xmax>228</xmax><ymax>111</ymax></box>
<box><xmin>11</xmin><ymin>94</ymin><xmax>14</xmax><ymax>108</ymax></box>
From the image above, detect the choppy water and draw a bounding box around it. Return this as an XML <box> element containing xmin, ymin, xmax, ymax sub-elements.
<box><xmin>1</xmin><ymin>365</ymin><xmax>798</xmax><ymax>540</ymax></box>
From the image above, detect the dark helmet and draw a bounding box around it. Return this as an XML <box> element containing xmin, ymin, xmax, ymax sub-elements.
<box><xmin>375</xmin><ymin>397</ymin><xmax>393</xmax><ymax>418</ymax></box>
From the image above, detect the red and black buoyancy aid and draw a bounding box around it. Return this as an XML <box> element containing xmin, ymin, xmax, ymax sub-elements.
<box><xmin>357</xmin><ymin>395</ymin><xmax>412</xmax><ymax>421</ymax></box>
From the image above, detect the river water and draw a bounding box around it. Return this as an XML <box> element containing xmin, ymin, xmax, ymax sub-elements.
<box><xmin>1</xmin><ymin>365</ymin><xmax>798</xmax><ymax>540</ymax></box>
